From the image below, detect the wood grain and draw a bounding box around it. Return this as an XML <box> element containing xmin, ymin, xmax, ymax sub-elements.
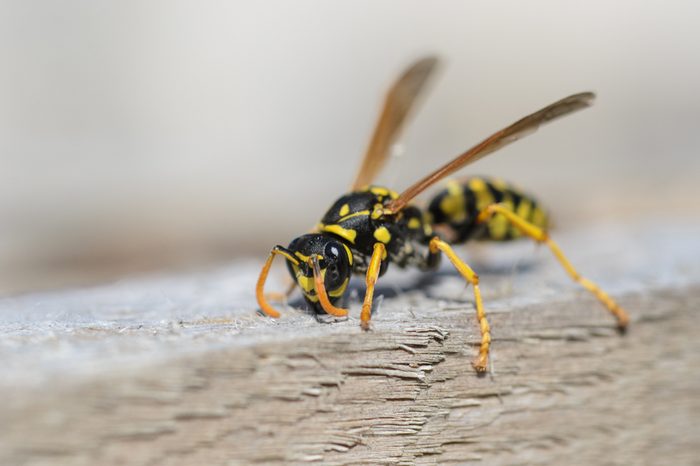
<box><xmin>1</xmin><ymin>222</ymin><xmax>699</xmax><ymax>465</ymax></box>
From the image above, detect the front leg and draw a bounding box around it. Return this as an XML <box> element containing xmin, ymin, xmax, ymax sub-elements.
<box><xmin>360</xmin><ymin>243</ymin><xmax>386</xmax><ymax>330</ymax></box>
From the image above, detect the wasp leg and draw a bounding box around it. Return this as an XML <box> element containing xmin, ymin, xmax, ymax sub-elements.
<box><xmin>360</xmin><ymin>243</ymin><xmax>387</xmax><ymax>331</ymax></box>
<box><xmin>429</xmin><ymin>237</ymin><xmax>490</xmax><ymax>373</ymax></box>
<box><xmin>476</xmin><ymin>203</ymin><xmax>630</xmax><ymax>330</ymax></box>
<box><xmin>256</xmin><ymin>246</ymin><xmax>300</xmax><ymax>318</ymax></box>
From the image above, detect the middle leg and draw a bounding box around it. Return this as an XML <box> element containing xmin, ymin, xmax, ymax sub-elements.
<box><xmin>429</xmin><ymin>237</ymin><xmax>491</xmax><ymax>373</ymax></box>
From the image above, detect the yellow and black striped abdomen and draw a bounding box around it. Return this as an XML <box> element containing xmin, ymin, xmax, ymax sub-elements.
<box><xmin>427</xmin><ymin>177</ymin><xmax>549</xmax><ymax>243</ymax></box>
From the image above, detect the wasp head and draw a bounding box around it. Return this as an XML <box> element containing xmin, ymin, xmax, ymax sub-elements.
<box><xmin>285</xmin><ymin>233</ymin><xmax>353</xmax><ymax>315</ymax></box>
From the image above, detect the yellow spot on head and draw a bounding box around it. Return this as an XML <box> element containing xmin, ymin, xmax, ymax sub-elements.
<box><xmin>339</xmin><ymin>203</ymin><xmax>350</xmax><ymax>217</ymax></box>
<box><xmin>408</xmin><ymin>217</ymin><xmax>421</xmax><ymax>230</ymax></box>
<box><xmin>291</xmin><ymin>264</ymin><xmax>315</xmax><ymax>292</ymax></box>
<box><xmin>373</xmin><ymin>226</ymin><xmax>391</xmax><ymax>244</ymax></box>
<box><xmin>296</xmin><ymin>274</ymin><xmax>315</xmax><ymax>292</ymax></box>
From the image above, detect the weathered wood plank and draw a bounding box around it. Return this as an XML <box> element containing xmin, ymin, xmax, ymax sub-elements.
<box><xmin>1</xmin><ymin>221</ymin><xmax>699</xmax><ymax>465</ymax></box>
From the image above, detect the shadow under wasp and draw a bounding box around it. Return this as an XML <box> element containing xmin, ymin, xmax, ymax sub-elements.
<box><xmin>256</xmin><ymin>56</ymin><xmax>629</xmax><ymax>373</ymax></box>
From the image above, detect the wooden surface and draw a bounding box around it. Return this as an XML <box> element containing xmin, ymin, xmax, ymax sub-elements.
<box><xmin>1</xmin><ymin>220</ymin><xmax>699</xmax><ymax>465</ymax></box>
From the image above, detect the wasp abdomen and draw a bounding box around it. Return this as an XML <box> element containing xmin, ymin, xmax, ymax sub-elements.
<box><xmin>428</xmin><ymin>177</ymin><xmax>548</xmax><ymax>243</ymax></box>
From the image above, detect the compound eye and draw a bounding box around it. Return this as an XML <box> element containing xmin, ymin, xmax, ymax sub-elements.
<box><xmin>323</xmin><ymin>242</ymin><xmax>350</xmax><ymax>289</ymax></box>
<box><xmin>324</xmin><ymin>243</ymin><xmax>341</xmax><ymax>261</ymax></box>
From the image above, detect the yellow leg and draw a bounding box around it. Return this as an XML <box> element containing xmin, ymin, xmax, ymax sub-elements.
<box><xmin>476</xmin><ymin>203</ymin><xmax>629</xmax><ymax>330</ymax></box>
<box><xmin>430</xmin><ymin>237</ymin><xmax>491</xmax><ymax>373</ymax></box>
<box><xmin>256</xmin><ymin>246</ymin><xmax>300</xmax><ymax>318</ymax></box>
<box><xmin>360</xmin><ymin>243</ymin><xmax>386</xmax><ymax>331</ymax></box>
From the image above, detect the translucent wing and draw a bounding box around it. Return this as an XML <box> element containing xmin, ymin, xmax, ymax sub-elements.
<box><xmin>385</xmin><ymin>92</ymin><xmax>596</xmax><ymax>213</ymax></box>
<box><xmin>351</xmin><ymin>56</ymin><xmax>439</xmax><ymax>190</ymax></box>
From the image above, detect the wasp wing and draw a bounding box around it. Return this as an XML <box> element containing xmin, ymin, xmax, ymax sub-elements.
<box><xmin>385</xmin><ymin>92</ymin><xmax>596</xmax><ymax>213</ymax></box>
<box><xmin>351</xmin><ymin>56</ymin><xmax>439</xmax><ymax>191</ymax></box>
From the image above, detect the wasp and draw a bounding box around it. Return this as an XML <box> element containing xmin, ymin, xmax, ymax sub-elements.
<box><xmin>256</xmin><ymin>57</ymin><xmax>629</xmax><ymax>372</ymax></box>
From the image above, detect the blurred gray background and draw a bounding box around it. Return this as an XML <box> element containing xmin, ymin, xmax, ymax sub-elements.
<box><xmin>2</xmin><ymin>0</ymin><xmax>699</xmax><ymax>294</ymax></box>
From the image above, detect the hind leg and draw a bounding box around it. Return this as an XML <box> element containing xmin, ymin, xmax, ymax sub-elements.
<box><xmin>476</xmin><ymin>203</ymin><xmax>629</xmax><ymax>330</ymax></box>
